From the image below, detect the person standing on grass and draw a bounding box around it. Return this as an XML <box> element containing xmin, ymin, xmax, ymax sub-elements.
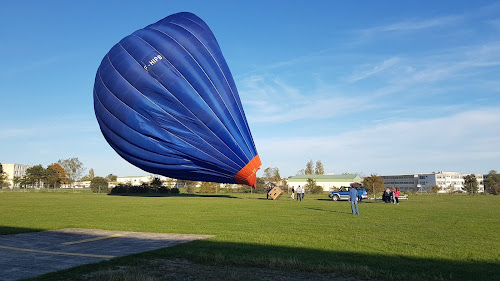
<box><xmin>291</xmin><ymin>187</ymin><xmax>295</xmax><ymax>200</ymax></box>
<box><xmin>349</xmin><ymin>187</ymin><xmax>359</xmax><ymax>215</ymax></box>
<box><xmin>383</xmin><ymin>188</ymin><xmax>391</xmax><ymax>203</ymax></box>
<box><xmin>394</xmin><ymin>188</ymin><xmax>400</xmax><ymax>204</ymax></box>
<box><xmin>296</xmin><ymin>186</ymin><xmax>302</xmax><ymax>201</ymax></box>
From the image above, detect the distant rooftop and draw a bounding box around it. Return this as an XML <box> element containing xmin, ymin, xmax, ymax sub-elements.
<box><xmin>288</xmin><ymin>174</ymin><xmax>361</xmax><ymax>182</ymax></box>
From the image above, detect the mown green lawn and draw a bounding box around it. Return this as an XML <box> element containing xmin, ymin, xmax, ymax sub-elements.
<box><xmin>0</xmin><ymin>190</ymin><xmax>499</xmax><ymax>280</ymax></box>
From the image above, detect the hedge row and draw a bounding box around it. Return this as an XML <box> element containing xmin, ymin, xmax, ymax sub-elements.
<box><xmin>109</xmin><ymin>184</ymin><xmax>180</xmax><ymax>194</ymax></box>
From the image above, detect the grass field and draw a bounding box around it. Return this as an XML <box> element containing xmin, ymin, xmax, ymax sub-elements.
<box><xmin>1</xmin><ymin>190</ymin><xmax>499</xmax><ymax>280</ymax></box>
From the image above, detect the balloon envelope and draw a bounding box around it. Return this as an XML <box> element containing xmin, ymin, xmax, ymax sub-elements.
<box><xmin>93</xmin><ymin>12</ymin><xmax>260</xmax><ymax>187</ymax></box>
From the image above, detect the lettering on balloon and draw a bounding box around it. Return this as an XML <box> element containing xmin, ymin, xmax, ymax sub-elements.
<box><xmin>143</xmin><ymin>55</ymin><xmax>163</xmax><ymax>71</ymax></box>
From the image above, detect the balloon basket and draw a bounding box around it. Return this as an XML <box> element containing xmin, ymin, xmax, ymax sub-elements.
<box><xmin>268</xmin><ymin>186</ymin><xmax>284</xmax><ymax>200</ymax></box>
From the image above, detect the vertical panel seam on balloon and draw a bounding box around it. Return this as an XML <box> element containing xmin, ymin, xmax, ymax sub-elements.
<box><xmin>95</xmin><ymin>71</ymin><xmax>237</xmax><ymax>179</ymax></box>
<box><xmin>167</xmin><ymin>21</ymin><xmax>257</xmax><ymax>151</ymax></box>
<box><xmin>94</xmin><ymin>102</ymin><xmax>189</xmax><ymax>169</ymax></box>
<box><xmin>129</xmin><ymin>34</ymin><xmax>247</xmax><ymax>168</ymax></box>
<box><xmin>135</xmin><ymin>31</ymin><xmax>248</xmax><ymax>165</ymax></box>
<box><xmin>164</xmin><ymin>22</ymin><xmax>257</xmax><ymax>157</ymax></box>
<box><xmin>97</xmin><ymin>54</ymin><xmax>239</xmax><ymax>176</ymax></box>
<box><xmin>119</xmin><ymin>38</ymin><xmax>244</xmax><ymax>172</ymax></box>
<box><xmin>147</xmin><ymin>26</ymin><xmax>251</xmax><ymax>163</ymax></box>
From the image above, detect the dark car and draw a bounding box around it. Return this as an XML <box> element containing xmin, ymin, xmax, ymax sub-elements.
<box><xmin>328</xmin><ymin>186</ymin><xmax>368</xmax><ymax>201</ymax></box>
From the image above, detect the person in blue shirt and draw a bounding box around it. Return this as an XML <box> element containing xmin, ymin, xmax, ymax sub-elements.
<box><xmin>349</xmin><ymin>187</ymin><xmax>359</xmax><ymax>215</ymax></box>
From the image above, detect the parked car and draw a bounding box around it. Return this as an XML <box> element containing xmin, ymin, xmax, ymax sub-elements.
<box><xmin>328</xmin><ymin>186</ymin><xmax>368</xmax><ymax>201</ymax></box>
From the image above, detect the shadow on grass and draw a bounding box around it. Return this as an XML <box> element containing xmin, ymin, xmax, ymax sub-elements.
<box><xmin>0</xmin><ymin>226</ymin><xmax>44</xmax><ymax>235</ymax></box>
<box><xmin>306</xmin><ymin>207</ymin><xmax>351</xmax><ymax>215</ymax></box>
<box><xmin>108</xmin><ymin>193</ymin><xmax>241</xmax><ymax>199</ymax></box>
<box><xmin>30</xmin><ymin>239</ymin><xmax>500</xmax><ymax>281</ymax></box>
<box><xmin>316</xmin><ymin>198</ymin><xmax>383</xmax><ymax>204</ymax></box>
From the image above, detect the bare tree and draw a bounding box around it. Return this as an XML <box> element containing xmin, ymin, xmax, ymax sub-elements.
<box><xmin>305</xmin><ymin>160</ymin><xmax>314</xmax><ymax>175</ymax></box>
<box><xmin>263</xmin><ymin>167</ymin><xmax>282</xmax><ymax>185</ymax></box>
<box><xmin>315</xmin><ymin>160</ymin><xmax>324</xmax><ymax>175</ymax></box>
<box><xmin>57</xmin><ymin>157</ymin><xmax>85</xmax><ymax>187</ymax></box>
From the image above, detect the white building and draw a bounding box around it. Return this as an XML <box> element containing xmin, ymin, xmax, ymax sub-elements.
<box><xmin>1</xmin><ymin>163</ymin><xmax>31</xmax><ymax>188</ymax></box>
<box><xmin>116</xmin><ymin>175</ymin><xmax>153</xmax><ymax>185</ymax></box>
<box><xmin>287</xmin><ymin>174</ymin><xmax>363</xmax><ymax>192</ymax></box>
<box><xmin>380</xmin><ymin>174</ymin><xmax>418</xmax><ymax>192</ymax></box>
<box><xmin>116</xmin><ymin>175</ymin><xmax>178</xmax><ymax>187</ymax></box>
<box><xmin>382</xmin><ymin>171</ymin><xmax>484</xmax><ymax>193</ymax></box>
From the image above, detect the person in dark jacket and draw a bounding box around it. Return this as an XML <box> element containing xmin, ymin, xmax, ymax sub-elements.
<box><xmin>383</xmin><ymin>188</ymin><xmax>391</xmax><ymax>203</ymax></box>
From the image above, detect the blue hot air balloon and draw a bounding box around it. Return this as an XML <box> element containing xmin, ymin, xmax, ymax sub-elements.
<box><xmin>93</xmin><ymin>12</ymin><xmax>260</xmax><ymax>187</ymax></box>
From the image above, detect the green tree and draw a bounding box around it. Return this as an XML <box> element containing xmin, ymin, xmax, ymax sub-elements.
<box><xmin>45</xmin><ymin>166</ymin><xmax>59</xmax><ymax>188</ymax></box>
<box><xmin>305</xmin><ymin>178</ymin><xmax>323</xmax><ymax>194</ymax></box>
<box><xmin>315</xmin><ymin>160</ymin><xmax>324</xmax><ymax>175</ymax></box>
<box><xmin>12</xmin><ymin>176</ymin><xmax>22</xmax><ymax>188</ymax></box>
<box><xmin>150</xmin><ymin>177</ymin><xmax>162</xmax><ymax>193</ymax></box>
<box><xmin>254</xmin><ymin>177</ymin><xmax>267</xmax><ymax>193</ymax></box>
<box><xmin>199</xmin><ymin>181</ymin><xmax>219</xmax><ymax>193</ymax></box>
<box><xmin>431</xmin><ymin>185</ymin><xmax>441</xmax><ymax>194</ymax></box>
<box><xmin>305</xmin><ymin>160</ymin><xmax>314</xmax><ymax>175</ymax></box>
<box><xmin>177</xmin><ymin>180</ymin><xmax>197</xmax><ymax>194</ymax></box>
<box><xmin>26</xmin><ymin>165</ymin><xmax>46</xmax><ymax>188</ymax></box>
<box><xmin>19</xmin><ymin>176</ymin><xmax>30</xmax><ymax>189</ymax></box>
<box><xmin>105</xmin><ymin>174</ymin><xmax>118</xmax><ymax>182</ymax></box>
<box><xmin>484</xmin><ymin>170</ymin><xmax>500</xmax><ymax>194</ymax></box>
<box><xmin>0</xmin><ymin>163</ymin><xmax>7</xmax><ymax>188</ymax></box>
<box><xmin>150</xmin><ymin>177</ymin><xmax>162</xmax><ymax>186</ymax></box>
<box><xmin>463</xmin><ymin>174</ymin><xmax>478</xmax><ymax>195</ymax></box>
<box><xmin>90</xmin><ymin>177</ymin><xmax>109</xmax><ymax>193</ymax></box>
<box><xmin>362</xmin><ymin>174</ymin><xmax>385</xmax><ymax>198</ymax></box>
<box><xmin>58</xmin><ymin>158</ymin><xmax>85</xmax><ymax>187</ymax></box>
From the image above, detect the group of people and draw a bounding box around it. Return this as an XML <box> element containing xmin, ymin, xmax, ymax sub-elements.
<box><xmin>382</xmin><ymin>187</ymin><xmax>400</xmax><ymax>204</ymax></box>
<box><xmin>291</xmin><ymin>185</ymin><xmax>305</xmax><ymax>201</ymax></box>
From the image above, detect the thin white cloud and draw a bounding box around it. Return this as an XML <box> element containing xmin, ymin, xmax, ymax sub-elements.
<box><xmin>401</xmin><ymin>43</ymin><xmax>500</xmax><ymax>84</ymax></box>
<box><xmin>348</xmin><ymin>57</ymin><xmax>400</xmax><ymax>83</ymax></box>
<box><xmin>239</xmin><ymin>75</ymin><xmax>373</xmax><ymax>124</ymax></box>
<box><xmin>256</xmin><ymin>108</ymin><xmax>500</xmax><ymax>177</ymax></box>
<box><xmin>239</xmin><ymin>40</ymin><xmax>500</xmax><ymax>126</ymax></box>
<box><xmin>0</xmin><ymin>128</ymin><xmax>36</xmax><ymax>139</ymax></box>
<box><xmin>363</xmin><ymin>15</ymin><xmax>462</xmax><ymax>33</ymax></box>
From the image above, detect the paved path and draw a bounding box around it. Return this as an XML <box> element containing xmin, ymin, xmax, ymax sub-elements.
<box><xmin>0</xmin><ymin>228</ymin><xmax>214</xmax><ymax>281</ymax></box>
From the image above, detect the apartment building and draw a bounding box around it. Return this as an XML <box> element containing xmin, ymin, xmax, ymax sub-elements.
<box><xmin>0</xmin><ymin>163</ymin><xmax>31</xmax><ymax>188</ymax></box>
<box><xmin>382</xmin><ymin>171</ymin><xmax>484</xmax><ymax>193</ymax></box>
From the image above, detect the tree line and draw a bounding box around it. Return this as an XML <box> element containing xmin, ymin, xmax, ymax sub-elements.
<box><xmin>2</xmin><ymin>159</ymin><xmax>499</xmax><ymax>195</ymax></box>
<box><xmin>0</xmin><ymin>158</ymin><xmax>116</xmax><ymax>190</ymax></box>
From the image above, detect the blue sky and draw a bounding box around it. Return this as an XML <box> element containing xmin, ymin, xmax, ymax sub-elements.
<box><xmin>1</xmin><ymin>0</ymin><xmax>499</xmax><ymax>178</ymax></box>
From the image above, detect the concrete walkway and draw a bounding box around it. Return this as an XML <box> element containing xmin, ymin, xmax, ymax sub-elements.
<box><xmin>0</xmin><ymin>228</ymin><xmax>214</xmax><ymax>281</ymax></box>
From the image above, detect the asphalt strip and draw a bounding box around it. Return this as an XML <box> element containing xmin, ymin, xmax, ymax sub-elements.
<box><xmin>0</xmin><ymin>228</ymin><xmax>214</xmax><ymax>281</ymax></box>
